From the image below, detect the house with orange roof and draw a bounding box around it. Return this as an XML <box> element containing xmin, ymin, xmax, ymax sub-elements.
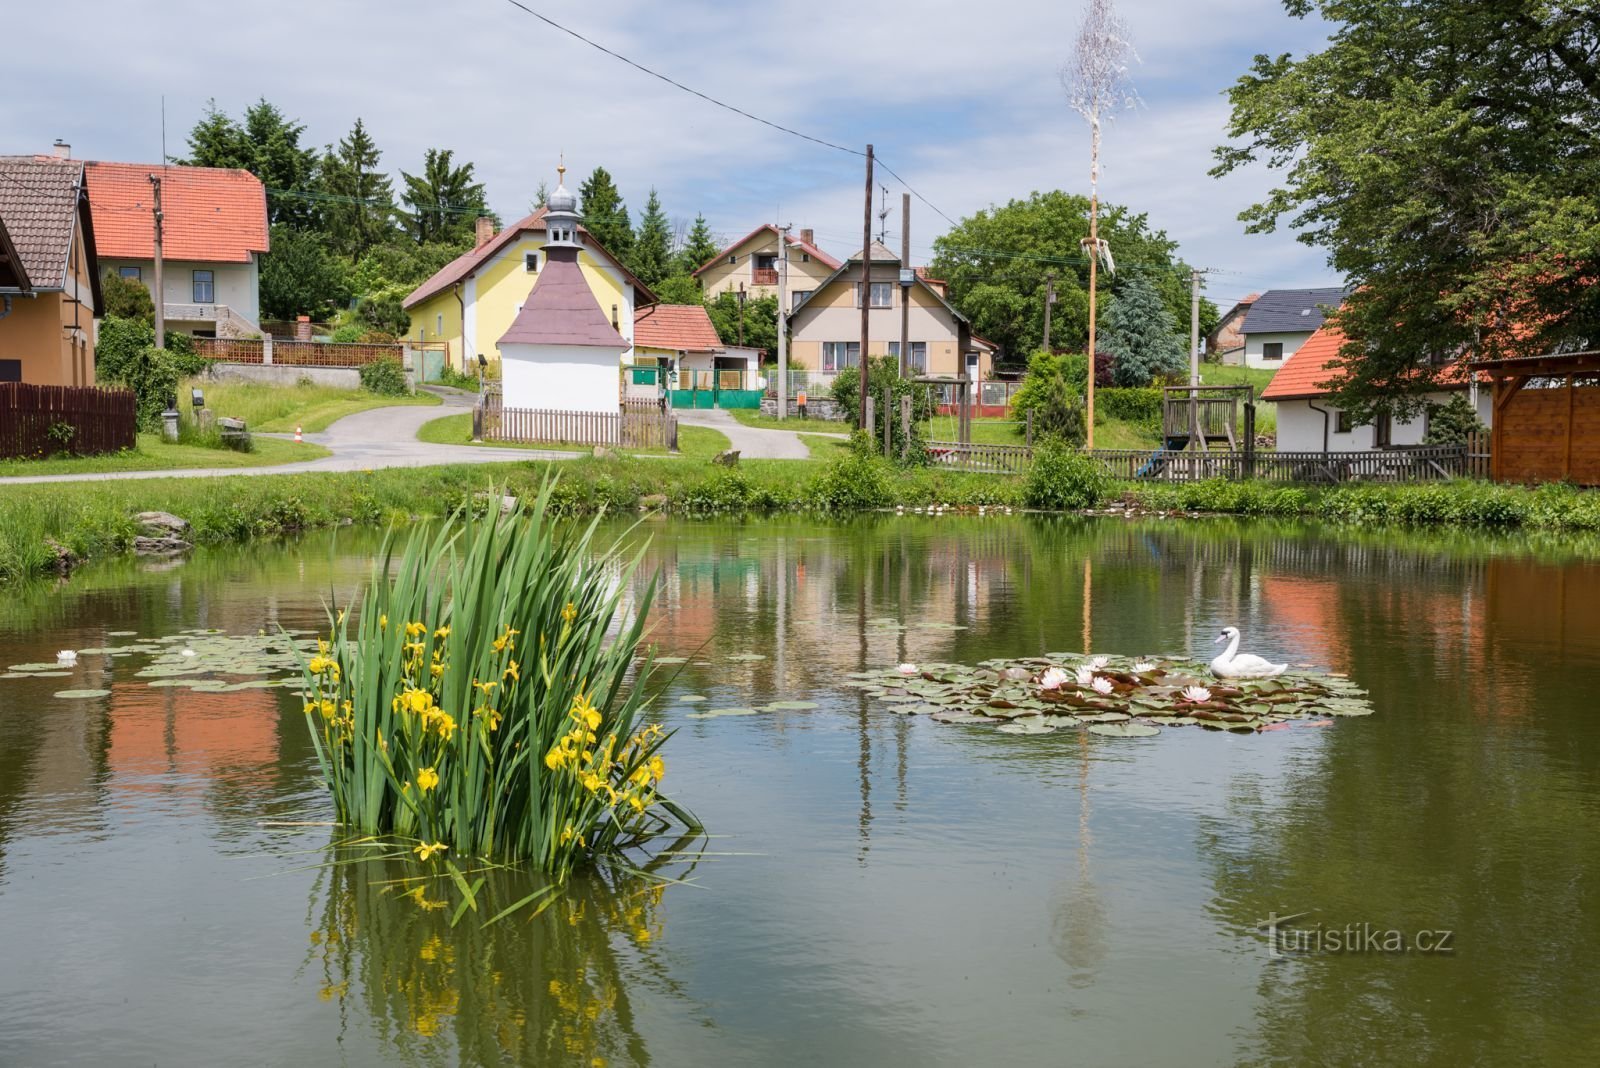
<box><xmin>630</xmin><ymin>301</ymin><xmax>762</xmax><ymax>407</ymax></box>
<box><xmin>1263</xmin><ymin>318</ymin><xmax>1493</xmax><ymax>451</ymax></box>
<box><xmin>85</xmin><ymin>158</ymin><xmax>268</xmax><ymax>337</ymax></box>
<box><xmin>0</xmin><ymin>152</ymin><xmax>101</xmax><ymax>385</ymax></box>
<box><xmin>692</xmin><ymin>224</ymin><xmax>840</xmax><ymax>309</ymax></box>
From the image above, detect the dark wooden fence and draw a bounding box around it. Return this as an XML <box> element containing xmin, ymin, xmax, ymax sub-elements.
<box><xmin>1</xmin><ymin>382</ymin><xmax>137</xmax><ymax>459</ymax></box>
<box><xmin>925</xmin><ymin>440</ymin><xmax>1033</xmax><ymax>474</ymax></box>
<box><xmin>193</xmin><ymin>337</ymin><xmax>403</xmax><ymax>368</ymax></box>
<box><xmin>474</xmin><ymin>399</ymin><xmax>677</xmax><ymax>451</ymax></box>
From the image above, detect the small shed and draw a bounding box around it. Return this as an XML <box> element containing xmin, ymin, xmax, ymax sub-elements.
<box><xmin>1477</xmin><ymin>350</ymin><xmax>1600</xmax><ymax>485</ymax></box>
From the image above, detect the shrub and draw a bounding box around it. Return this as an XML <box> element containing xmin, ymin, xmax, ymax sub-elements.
<box><xmin>1101</xmin><ymin>273</ymin><xmax>1187</xmax><ymax>386</ymax></box>
<box><xmin>301</xmin><ymin>485</ymin><xmax>696</xmax><ymax>882</ymax></box>
<box><xmin>1097</xmin><ymin>387</ymin><xmax>1163</xmax><ymax>427</ymax></box>
<box><xmin>355</xmin><ymin>290</ymin><xmax>412</xmax><ymax>336</ymax></box>
<box><xmin>1422</xmin><ymin>393</ymin><xmax>1486</xmax><ymax>445</ymax></box>
<box><xmin>95</xmin><ymin>316</ymin><xmax>154</xmax><ymax>383</ymax></box>
<box><xmin>359</xmin><ymin>357</ymin><xmax>411</xmax><ymax>396</ymax></box>
<box><xmin>827</xmin><ymin>357</ymin><xmax>934</xmax><ymax>462</ymax></box>
<box><xmin>118</xmin><ymin>346</ymin><xmax>181</xmax><ymax>431</ymax></box>
<box><xmin>1022</xmin><ymin>438</ymin><xmax>1113</xmax><ymax>510</ymax></box>
<box><xmin>100</xmin><ymin>271</ymin><xmax>154</xmax><ymax>322</ymax></box>
<box><xmin>1011</xmin><ymin>352</ymin><xmax>1087</xmax><ymax>445</ymax></box>
<box><xmin>809</xmin><ymin>449</ymin><xmax>894</xmax><ymax>510</ymax></box>
<box><xmin>436</xmin><ymin>364</ymin><xmax>481</xmax><ymax>390</ymax></box>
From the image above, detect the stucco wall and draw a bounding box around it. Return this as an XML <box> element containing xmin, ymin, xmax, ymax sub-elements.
<box><xmin>1275</xmin><ymin>389</ymin><xmax>1493</xmax><ymax>451</ymax></box>
<box><xmin>1</xmin><ymin>222</ymin><xmax>96</xmax><ymax>386</ymax></box>
<box><xmin>1242</xmin><ymin>330</ymin><xmax>1315</xmax><ymax>370</ymax></box>
<box><xmin>501</xmin><ymin>341</ymin><xmax>622</xmax><ymax>413</ymax></box>
<box><xmin>698</xmin><ymin>234</ymin><xmax>836</xmax><ymax>301</ymax></box>
<box><xmin>103</xmin><ymin>256</ymin><xmax>260</xmax><ymax>327</ymax></box>
<box><xmin>788</xmin><ymin>267</ymin><xmax>989</xmax><ymax>379</ymax></box>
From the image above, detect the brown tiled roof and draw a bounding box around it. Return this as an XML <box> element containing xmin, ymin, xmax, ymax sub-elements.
<box><xmin>498</xmin><ymin>247</ymin><xmax>626</xmax><ymax>349</ymax></box>
<box><xmin>406</xmin><ymin>207</ymin><xmax>656</xmax><ymax>309</ymax></box>
<box><xmin>634</xmin><ymin>303</ymin><xmax>722</xmax><ymax>351</ymax></box>
<box><xmin>0</xmin><ymin>156</ymin><xmax>85</xmax><ymax>289</ymax></box>
<box><xmin>0</xmin><ymin>214</ymin><xmax>27</xmax><ymax>289</ymax></box>
<box><xmin>85</xmin><ymin>161</ymin><xmax>268</xmax><ymax>263</ymax></box>
<box><xmin>690</xmin><ymin>223</ymin><xmax>841</xmax><ymax>277</ymax></box>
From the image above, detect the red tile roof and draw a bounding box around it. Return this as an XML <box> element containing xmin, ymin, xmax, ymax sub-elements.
<box><xmin>1263</xmin><ymin>317</ymin><xmax>1481</xmax><ymax>400</ymax></box>
<box><xmin>633</xmin><ymin>302</ymin><xmax>722</xmax><ymax>351</ymax></box>
<box><xmin>691</xmin><ymin>223</ymin><xmax>841</xmax><ymax>277</ymax></box>
<box><xmin>497</xmin><ymin>246</ymin><xmax>626</xmax><ymax>349</ymax></box>
<box><xmin>85</xmin><ymin>161</ymin><xmax>267</xmax><ymax>263</ymax></box>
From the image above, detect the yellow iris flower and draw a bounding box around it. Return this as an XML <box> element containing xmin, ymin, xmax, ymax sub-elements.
<box><xmin>413</xmin><ymin>841</ymin><xmax>448</xmax><ymax>861</ymax></box>
<box><xmin>416</xmin><ymin>767</ymin><xmax>440</xmax><ymax>792</ymax></box>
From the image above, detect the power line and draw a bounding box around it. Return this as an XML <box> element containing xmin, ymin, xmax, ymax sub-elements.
<box><xmin>493</xmin><ymin>0</ymin><xmax>865</xmax><ymax>158</ymax></box>
<box><xmin>874</xmin><ymin>158</ymin><xmax>959</xmax><ymax>229</ymax></box>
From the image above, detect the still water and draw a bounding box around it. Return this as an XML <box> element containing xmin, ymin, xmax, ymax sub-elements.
<box><xmin>1</xmin><ymin>516</ymin><xmax>1597</xmax><ymax>1066</ymax></box>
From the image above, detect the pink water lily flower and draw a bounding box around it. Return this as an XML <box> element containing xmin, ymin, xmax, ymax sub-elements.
<box><xmin>1075</xmin><ymin>667</ymin><xmax>1096</xmax><ymax>687</ymax></box>
<box><xmin>1181</xmin><ymin>685</ymin><xmax>1212</xmax><ymax>703</ymax></box>
<box><xmin>1091</xmin><ymin>676</ymin><xmax>1115</xmax><ymax>696</ymax></box>
<box><xmin>897</xmin><ymin>663</ymin><xmax>919</xmax><ymax>676</ymax></box>
<box><xmin>1038</xmin><ymin>667</ymin><xmax>1069</xmax><ymax>690</ymax></box>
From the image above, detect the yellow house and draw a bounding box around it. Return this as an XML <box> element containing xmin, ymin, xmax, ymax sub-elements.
<box><xmin>404</xmin><ymin>201</ymin><xmax>656</xmax><ymax>373</ymax></box>
<box><xmin>692</xmin><ymin>224</ymin><xmax>840</xmax><ymax>312</ymax></box>
<box><xmin>0</xmin><ymin>155</ymin><xmax>101</xmax><ymax>386</ymax></box>
<box><xmin>786</xmin><ymin>241</ymin><xmax>996</xmax><ymax>384</ymax></box>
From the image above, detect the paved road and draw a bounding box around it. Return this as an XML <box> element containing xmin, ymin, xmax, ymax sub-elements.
<box><xmin>0</xmin><ymin>389</ymin><xmax>576</xmax><ymax>487</ymax></box>
<box><xmin>675</xmin><ymin>407</ymin><xmax>812</xmax><ymax>460</ymax></box>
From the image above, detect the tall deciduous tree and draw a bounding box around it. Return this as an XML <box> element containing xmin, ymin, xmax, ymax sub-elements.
<box><xmin>677</xmin><ymin>213</ymin><xmax>721</xmax><ymax>275</ymax></box>
<box><xmin>630</xmin><ymin>189</ymin><xmax>673</xmax><ymax>287</ymax></box>
<box><xmin>1214</xmin><ymin>1</ymin><xmax>1600</xmax><ymax>419</ymax></box>
<box><xmin>320</xmin><ymin>118</ymin><xmax>394</xmax><ymax>261</ymax></box>
<box><xmin>578</xmin><ymin>167</ymin><xmax>632</xmax><ymax>260</ymax></box>
<box><xmin>400</xmin><ymin>148</ymin><xmax>487</xmax><ymax>246</ymax></box>
<box><xmin>1100</xmin><ymin>272</ymin><xmax>1187</xmax><ymax>386</ymax></box>
<box><xmin>929</xmin><ymin>191</ymin><xmax>1212</xmax><ymax>365</ymax></box>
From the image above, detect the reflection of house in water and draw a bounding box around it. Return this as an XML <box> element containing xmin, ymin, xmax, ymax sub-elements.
<box><xmin>106</xmin><ymin>681</ymin><xmax>281</xmax><ymax>800</ymax></box>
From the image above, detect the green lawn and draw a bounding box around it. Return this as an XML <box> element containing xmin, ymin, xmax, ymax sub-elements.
<box><xmin>799</xmin><ymin>433</ymin><xmax>852</xmax><ymax>459</ymax></box>
<box><xmin>182</xmin><ymin>378</ymin><xmax>440</xmax><ymax>433</ymax></box>
<box><xmin>1199</xmin><ymin>364</ymin><xmax>1278</xmax><ymax>392</ymax></box>
<box><xmin>416</xmin><ymin>413</ymin><xmax>732</xmax><ymax>460</ymax></box>
<box><xmin>0</xmin><ymin>433</ymin><xmax>329</xmax><ymax>477</ymax></box>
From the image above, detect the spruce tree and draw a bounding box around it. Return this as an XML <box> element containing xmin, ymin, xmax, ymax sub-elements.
<box><xmin>1100</xmin><ymin>272</ymin><xmax>1187</xmax><ymax>387</ymax></box>
<box><xmin>321</xmin><ymin>118</ymin><xmax>394</xmax><ymax>261</ymax></box>
<box><xmin>577</xmin><ymin>166</ymin><xmax>632</xmax><ymax>260</ymax></box>
<box><xmin>677</xmin><ymin>213</ymin><xmax>721</xmax><ymax>274</ymax></box>
<box><xmin>400</xmin><ymin>148</ymin><xmax>486</xmax><ymax>246</ymax></box>
<box><xmin>630</xmin><ymin>189</ymin><xmax>672</xmax><ymax>287</ymax></box>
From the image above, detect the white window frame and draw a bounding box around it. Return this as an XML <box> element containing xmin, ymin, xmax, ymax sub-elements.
<box><xmin>821</xmin><ymin>341</ymin><xmax>860</xmax><ymax>372</ymax></box>
<box><xmin>856</xmin><ymin>281</ymin><xmax>893</xmax><ymax>308</ymax></box>
<box><xmin>887</xmin><ymin>341</ymin><xmax>927</xmax><ymax>372</ymax></box>
<box><xmin>118</xmin><ymin>265</ymin><xmax>141</xmax><ymax>281</ymax></box>
<box><xmin>791</xmin><ymin>289</ymin><xmax>812</xmax><ymax>310</ymax></box>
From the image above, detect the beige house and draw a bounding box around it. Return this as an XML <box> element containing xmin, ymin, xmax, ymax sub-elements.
<box><xmin>692</xmin><ymin>224</ymin><xmax>839</xmax><ymax>309</ymax></box>
<box><xmin>0</xmin><ymin>155</ymin><xmax>101</xmax><ymax>386</ymax></box>
<box><xmin>786</xmin><ymin>241</ymin><xmax>996</xmax><ymax>383</ymax></box>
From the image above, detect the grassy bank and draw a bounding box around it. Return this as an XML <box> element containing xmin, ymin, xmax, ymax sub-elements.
<box><xmin>4</xmin><ymin>449</ymin><xmax>1599</xmax><ymax>585</ymax></box>
<box><xmin>0</xmin><ymin>434</ymin><xmax>329</xmax><ymax>478</ymax></box>
<box><xmin>416</xmin><ymin>413</ymin><xmax>733</xmax><ymax>460</ymax></box>
<box><xmin>182</xmin><ymin>378</ymin><xmax>440</xmax><ymax>433</ymax></box>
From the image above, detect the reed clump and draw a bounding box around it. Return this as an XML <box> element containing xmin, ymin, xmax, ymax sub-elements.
<box><xmin>301</xmin><ymin>480</ymin><xmax>695</xmax><ymax>880</ymax></box>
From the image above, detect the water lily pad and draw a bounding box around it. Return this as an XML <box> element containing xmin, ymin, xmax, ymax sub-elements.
<box><xmin>686</xmin><ymin>708</ymin><xmax>760</xmax><ymax>719</ymax></box>
<box><xmin>1088</xmin><ymin>722</ymin><xmax>1161</xmax><ymax>737</ymax></box>
<box><xmin>1038</xmin><ymin>715</ymin><xmax>1082</xmax><ymax>727</ymax></box>
<box><xmin>931</xmin><ymin>711</ymin><xmax>999</xmax><ymax>725</ymax></box>
<box><xmin>107</xmin><ymin>630</ymin><xmax>139</xmax><ymax>637</ymax></box>
<box><xmin>27</xmin><ymin>671</ymin><xmax>72</xmax><ymax>678</ymax></box>
<box><xmin>677</xmin><ymin>695</ymin><xmax>708</xmax><ymax>703</ymax></box>
<box><xmin>653</xmin><ymin>656</ymin><xmax>689</xmax><ymax>665</ymax></box>
<box><xmin>52</xmin><ymin>688</ymin><xmax>112</xmax><ymax>699</ymax></box>
<box><xmin>997</xmin><ymin>720</ymin><xmax>1055</xmax><ymax>734</ymax></box>
<box><xmin>766</xmin><ymin>700</ymin><xmax>820</xmax><ymax>710</ymax></box>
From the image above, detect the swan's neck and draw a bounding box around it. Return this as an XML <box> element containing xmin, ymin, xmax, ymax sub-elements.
<box><xmin>1221</xmin><ymin>631</ymin><xmax>1240</xmax><ymax>663</ymax></box>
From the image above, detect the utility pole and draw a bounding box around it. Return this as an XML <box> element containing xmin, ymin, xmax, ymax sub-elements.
<box><xmin>858</xmin><ymin>144</ymin><xmax>873</xmax><ymax>431</ymax></box>
<box><xmin>1083</xmin><ymin>230</ymin><xmax>1097</xmax><ymax>450</ymax></box>
<box><xmin>737</xmin><ymin>281</ymin><xmax>746</xmax><ymax>348</ymax></box>
<box><xmin>149</xmin><ymin>173</ymin><xmax>165</xmax><ymax>350</ymax></box>
<box><xmin>1042</xmin><ymin>271</ymin><xmax>1056</xmax><ymax>353</ymax></box>
<box><xmin>1189</xmin><ymin>266</ymin><xmax>1202</xmax><ymax>450</ymax></box>
<box><xmin>777</xmin><ymin>223</ymin><xmax>790</xmax><ymax>419</ymax></box>
<box><xmin>899</xmin><ymin>193</ymin><xmax>910</xmax><ymax>377</ymax></box>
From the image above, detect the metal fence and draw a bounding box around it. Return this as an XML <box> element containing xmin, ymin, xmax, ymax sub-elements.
<box><xmin>1</xmin><ymin>382</ymin><xmax>137</xmax><ymax>459</ymax></box>
<box><xmin>474</xmin><ymin>398</ymin><xmax>677</xmax><ymax>450</ymax></box>
<box><xmin>193</xmin><ymin>337</ymin><xmax>404</xmax><ymax>368</ymax></box>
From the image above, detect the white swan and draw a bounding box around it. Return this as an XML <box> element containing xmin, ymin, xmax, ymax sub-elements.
<box><xmin>1211</xmin><ymin>627</ymin><xmax>1287</xmax><ymax>679</ymax></box>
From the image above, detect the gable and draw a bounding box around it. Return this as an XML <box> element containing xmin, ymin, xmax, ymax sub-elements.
<box><xmin>86</xmin><ymin>161</ymin><xmax>267</xmax><ymax>263</ymax></box>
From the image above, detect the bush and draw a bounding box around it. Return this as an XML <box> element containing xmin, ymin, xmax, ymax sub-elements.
<box><xmin>330</xmin><ymin>322</ymin><xmax>367</xmax><ymax>344</ymax></box>
<box><xmin>116</xmin><ymin>346</ymin><xmax>181</xmax><ymax>431</ymax></box>
<box><xmin>827</xmin><ymin>357</ymin><xmax>935</xmax><ymax>462</ymax></box>
<box><xmin>359</xmin><ymin>357</ymin><xmax>411</xmax><ymax>396</ymax></box>
<box><xmin>809</xmin><ymin>447</ymin><xmax>894</xmax><ymax>510</ymax></box>
<box><xmin>354</xmin><ymin>289</ymin><xmax>413</xmax><ymax>336</ymax></box>
<box><xmin>1011</xmin><ymin>352</ymin><xmax>1087</xmax><ymax>445</ymax></box>
<box><xmin>95</xmin><ymin>316</ymin><xmax>155</xmax><ymax>383</ymax></box>
<box><xmin>1097</xmin><ymin>387</ymin><xmax>1163</xmax><ymax>427</ymax></box>
<box><xmin>1022</xmin><ymin>437</ymin><xmax>1113</xmax><ymax>510</ymax></box>
<box><xmin>1422</xmin><ymin>393</ymin><xmax>1486</xmax><ymax>445</ymax></box>
<box><xmin>101</xmin><ymin>271</ymin><xmax>154</xmax><ymax>322</ymax></box>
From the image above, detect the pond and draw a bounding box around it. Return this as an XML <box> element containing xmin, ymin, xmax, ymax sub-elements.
<box><xmin>1</xmin><ymin>516</ymin><xmax>1597</xmax><ymax>1065</ymax></box>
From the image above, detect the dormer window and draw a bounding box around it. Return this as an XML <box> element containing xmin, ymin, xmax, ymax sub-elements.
<box><xmin>524</xmin><ymin>251</ymin><xmax>539</xmax><ymax>272</ymax></box>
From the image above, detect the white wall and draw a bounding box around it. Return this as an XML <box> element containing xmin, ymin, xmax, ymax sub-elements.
<box><xmin>1242</xmin><ymin>330</ymin><xmax>1315</xmax><ymax>370</ymax></box>
<box><xmin>1275</xmin><ymin>389</ymin><xmax>1493</xmax><ymax>451</ymax></box>
<box><xmin>500</xmin><ymin>341</ymin><xmax>622</xmax><ymax>413</ymax></box>
<box><xmin>102</xmin><ymin>256</ymin><xmax>261</xmax><ymax>326</ymax></box>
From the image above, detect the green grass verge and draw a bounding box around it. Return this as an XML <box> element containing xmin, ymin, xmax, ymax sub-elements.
<box><xmin>799</xmin><ymin>434</ymin><xmax>852</xmax><ymax>459</ymax></box>
<box><xmin>729</xmin><ymin>409</ymin><xmax>849</xmax><ymax>433</ymax></box>
<box><xmin>416</xmin><ymin>413</ymin><xmax>732</xmax><ymax>460</ymax></box>
<box><xmin>183</xmin><ymin>378</ymin><xmax>440</xmax><ymax>433</ymax></box>
<box><xmin>0</xmin><ymin>433</ymin><xmax>330</xmax><ymax>477</ymax></box>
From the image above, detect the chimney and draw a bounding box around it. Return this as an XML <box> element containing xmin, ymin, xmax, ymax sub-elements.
<box><xmin>52</xmin><ymin>139</ymin><xmax>71</xmax><ymax>160</ymax></box>
<box><xmin>799</xmin><ymin>228</ymin><xmax>814</xmax><ymax>247</ymax></box>
<box><xmin>475</xmin><ymin>216</ymin><xmax>495</xmax><ymax>249</ymax></box>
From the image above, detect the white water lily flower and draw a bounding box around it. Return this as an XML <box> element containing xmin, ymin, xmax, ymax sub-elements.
<box><xmin>180</xmin><ymin>648</ymin><xmax>197</xmax><ymax>658</ymax></box>
<box><xmin>1075</xmin><ymin>667</ymin><xmax>1096</xmax><ymax>687</ymax></box>
<box><xmin>1181</xmin><ymin>685</ymin><xmax>1212</xmax><ymax>703</ymax></box>
<box><xmin>1088</xmin><ymin>655</ymin><xmax>1109</xmax><ymax>670</ymax></box>
<box><xmin>56</xmin><ymin>650</ymin><xmax>77</xmax><ymax>665</ymax></box>
<box><xmin>1038</xmin><ymin>667</ymin><xmax>1069</xmax><ymax>690</ymax></box>
<box><xmin>1091</xmin><ymin>676</ymin><xmax>1115</xmax><ymax>696</ymax></box>
<box><xmin>897</xmin><ymin>663</ymin><xmax>919</xmax><ymax>676</ymax></box>
<box><xmin>1132</xmin><ymin>660</ymin><xmax>1156</xmax><ymax>673</ymax></box>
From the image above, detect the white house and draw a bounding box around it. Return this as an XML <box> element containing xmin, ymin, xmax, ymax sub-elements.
<box><xmin>496</xmin><ymin>175</ymin><xmax>626</xmax><ymax>413</ymax></box>
<box><xmin>85</xmin><ymin>158</ymin><xmax>268</xmax><ymax>336</ymax></box>
<box><xmin>1238</xmin><ymin>287</ymin><xmax>1347</xmax><ymax>371</ymax></box>
<box><xmin>1264</xmin><ymin>320</ymin><xmax>1493</xmax><ymax>451</ymax></box>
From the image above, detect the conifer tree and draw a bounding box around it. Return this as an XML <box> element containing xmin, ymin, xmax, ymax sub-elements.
<box><xmin>577</xmin><ymin>166</ymin><xmax>632</xmax><ymax>260</ymax></box>
<box><xmin>629</xmin><ymin>189</ymin><xmax>672</xmax><ymax>287</ymax></box>
<box><xmin>1100</xmin><ymin>272</ymin><xmax>1186</xmax><ymax>386</ymax></box>
<box><xmin>321</xmin><ymin>118</ymin><xmax>394</xmax><ymax>261</ymax></box>
<box><xmin>677</xmin><ymin>213</ymin><xmax>720</xmax><ymax>275</ymax></box>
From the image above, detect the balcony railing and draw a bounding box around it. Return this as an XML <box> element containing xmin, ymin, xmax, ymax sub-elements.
<box><xmin>751</xmin><ymin>267</ymin><xmax>778</xmax><ymax>286</ymax></box>
<box><xmin>164</xmin><ymin>303</ymin><xmax>260</xmax><ymax>338</ymax></box>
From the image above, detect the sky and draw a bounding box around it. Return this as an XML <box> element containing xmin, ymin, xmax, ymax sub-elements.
<box><xmin>5</xmin><ymin>0</ymin><xmax>1339</xmax><ymax>309</ymax></box>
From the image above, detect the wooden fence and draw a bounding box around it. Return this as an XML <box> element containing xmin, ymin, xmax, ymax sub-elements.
<box><xmin>925</xmin><ymin>440</ymin><xmax>1034</xmax><ymax>475</ymax></box>
<box><xmin>474</xmin><ymin>400</ymin><xmax>678</xmax><ymax>451</ymax></box>
<box><xmin>193</xmin><ymin>337</ymin><xmax>404</xmax><ymax>368</ymax></box>
<box><xmin>1</xmin><ymin>382</ymin><xmax>137</xmax><ymax>459</ymax></box>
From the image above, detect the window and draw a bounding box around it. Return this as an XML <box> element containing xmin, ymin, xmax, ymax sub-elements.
<box><xmin>1262</xmin><ymin>342</ymin><xmax>1284</xmax><ymax>361</ymax></box>
<box><xmin>792</xmin><ymin>289</ymin><xmax>812</xmax><ymax>310</ymax></box>
<box><xmin>801</xmin><ymin>253</ymin><xmax>810</xmax><ymax>263</ymax></box>
<box><xmin>887</xmin><ymin>341</ymin><xmax>927</xmax><ymax>371</ymax></box>
<box><xmin>822</xmin><ymin>341</ymin><xmax>860</xmax><ymax>371</ymax></box>
<box><xmin>192</xmin><ymin>269</ymin><xmax>214</xmax><ymax>304</ymax></box>
<box><xmin>1335</xmin><ymin>410</ymin><xmax>1355</xmax><ymax>434</ymax></box>
<box><xmin>436</xmin><ymin>313</ymin><xmax>443</xmax><ymax>335</ymax></box>
<box><xmin>856</xmin><ymin>281</ymin><xmax>893</xmax><ymax>308</ymax></box>
<box><xmin>0</xmin><ymin>359</ymin><xmax>20</xmax><ymax>383</ymax></box>
<box><xmin>728</xmin><ymin>254</ymin><xmax>737</xmax><ymax>264</ymax></box>
<box><xmin>524</xmin><ymin>251</ymin><xmax>539</xmax><ymax>272</ymax></box>
<box><xmin>1374</xmin><ymin>410</ymin><xmax>1392</xmax><ymax>448</ymax></box>
<box><xmin>118</xmin><ymin>266</ymin><xmax>141</xmax><ymax>281</ymax></box>
<box><xmin>754</xmin><ymin>253</ymin><xmax>777</xmax><ymax>271</ymax></box>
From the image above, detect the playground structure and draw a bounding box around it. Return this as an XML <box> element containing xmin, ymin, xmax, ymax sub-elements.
<box><xmin>1137</xmin><ymin>385</ymin><xmax>1257</xmax><ymax>477</ymax></box>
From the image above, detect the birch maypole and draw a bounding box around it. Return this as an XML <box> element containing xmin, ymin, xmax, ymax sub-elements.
<box><xmin>1063</xmin><ymin>0</ymin><xmax>1137</xmax><ymax>449</ymax></box>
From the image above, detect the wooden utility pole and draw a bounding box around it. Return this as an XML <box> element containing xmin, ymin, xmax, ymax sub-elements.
<box><xmin>737</xmin><ymin>281</ymin><xmax>746</xmax><ymax>347</ymax></box>
<box><xmin>1189</xmin><ymin>266</ymin><xmax>1202</xmax><ymax>449</ymax></box>
<box><xmin>777</xmin><ymin>224</ymin><xmax>790</xmax><ymax>419</ymax></box>
<box><xmin>1042</xmin><ymin>271</ymin><xmax>1056</xmax><ymax>352</ymax></box>
<box><xmin>1083</xmin><ymin>228</ymin><xmax>1097</xmax><ymax>450</ymax></box>
<box><xmin>858</xmin><ymin>144</ymin><xmax>874</xmax><ymax>431</ymax></box>
<box><xmin>149</xmin><ymin>173</ymin><xmax>165</xmax><ymax>350</ymax></box>
<box><xmin>899</xmin><ymin>192</ymin><xmax>910</xmax><ymax>377</ymax></box>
